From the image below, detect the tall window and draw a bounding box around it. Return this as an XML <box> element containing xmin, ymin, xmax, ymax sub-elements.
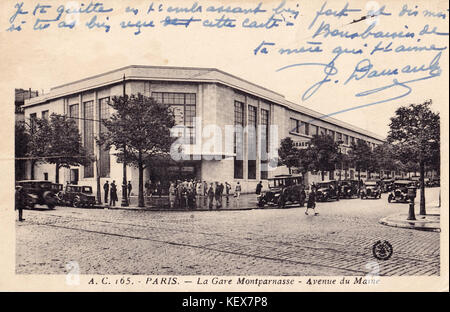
<box><xmin>99</xmin><ymin>97</ymin><xmax>110</xmax><ymax>178</ymax></box>
<box><xmin>69</xmin><ymin>104</ymin><xmax>79</xmax><ymax>130</ymax></box>
<box><xmin>248</xmin><ymin>105</ymin><xmax>257</xmax><ymax>180</ymax></box>
<box><xmin>343</xmin><ymin>134</ymin><xmax>349</xmax><ymax>145</ymax></box>
<box><xmin>310</xmin><ymin>124</ymin><xmax>318</xmax><ymax>136</ymax></box>
<box><xmin>260</xmin><ymin>109</ymin><xmax>269</xmax><ymax>180</ymax></box>
<box><xmin>290</xmin><ymin>118</ymin><xmax>299</xmax><ymax>133</ymax></box>
<box><xmin>329</xmin><ymin>130</ymin><xmax>335</xmax><ymax>140</ymax></box>
<box><xmin>234</xmin><ymin>101</ymin><xmax>244</xmax><ymax>179</ymax></box>
<box><xmin>41</xmin><ymin>110</ymin><xmax>49</xmax><ymax>120</ymax></box>
<box><xmin>152</xmin><ymin>92</ymin><xmax>196</xmax><ymax>144</ymax></box>
<box><xmin>83</xmin><ymin>101</ymin><xmax>94</xmax><ymax>178</ymax></box>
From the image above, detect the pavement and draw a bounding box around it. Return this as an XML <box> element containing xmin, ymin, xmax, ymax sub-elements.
<box><xmin>379</xmin><ymin>207</ymin><xmax>441</xmax><ymax>232</ymax></box>
<box><xmin>97</xmin><ymin>193</ymin><xmax>262</xmax><ymax>211</ymax></box>
<box><xmin>16</xmin><ymin>187</ymin><xmax>441</xmax><ymax>276</ymax></box>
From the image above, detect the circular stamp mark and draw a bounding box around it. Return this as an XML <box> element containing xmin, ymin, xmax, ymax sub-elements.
<box><xmin>372</xmin><ymin>240</ymin><xmax>393</xmax><ymax>260</ymax></box>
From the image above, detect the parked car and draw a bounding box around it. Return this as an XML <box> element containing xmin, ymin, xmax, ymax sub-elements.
<box><xmin>257</xmin><ymin>175</ymin><xmax>306</xmax><ymax>208</ymax></box>
<box><xmin>381</xmin><ymin>178</ymin><xmax>394</xmax><ymax>193</ymax></box>
<box><xmin>387</xmin><ymin>180</ymin><xmax>416</xmax><ymax>203</ymax></box>
<box><xmin>339</xmin><ymin>180</ymin><xmax>359</xmax><ymax>199</ymax></box>
<box><xmin>60</xmin><ymin>185</ymin><xmax>96</xmax><ymax>208</ymax></box>
<box><xmin>427</xmin><ymin>177</ymin><xmax>440</xmax><ymax>187</ymax></box>
<box><xmin>315</xmin><ymin>180</ymin><xmax>340</xmax><ymax>202</ymax></box>
<box><xmin>360</xmin><ymin>181</ymin><xmax>382</xmax><ymax>199</ymax></box>
<box><xmin>15</xmin><ymin>180</ymin><xmax>59</xmax><ymax>209</ymax></box>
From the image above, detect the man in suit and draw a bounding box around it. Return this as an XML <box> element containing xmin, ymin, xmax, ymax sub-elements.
<box><xmin>103</xmin><ymin>181</ymin><xmax>109</xmax><ymax>204</ymax></box>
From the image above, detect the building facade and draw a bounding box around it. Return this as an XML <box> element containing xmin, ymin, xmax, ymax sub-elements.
<box><xmin>23</xmin><ymin>65</ymin><xmax>387</xmax><ymax>194</ymax></box>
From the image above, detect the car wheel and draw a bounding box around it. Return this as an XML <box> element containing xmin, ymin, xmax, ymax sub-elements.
<box><xmin>47</xmin><ymin>203</ymin><xmax>55</xmax><ymax>209</ymax></box>
<box><xmin>388</xmin><ymin>196</ymin><xmax>392</xmax><ymax>203</ymax></box>
<box><xmin>73</xmin><ymin>196</ymin><xmax>81</xmax><ymax>208</ymax></box>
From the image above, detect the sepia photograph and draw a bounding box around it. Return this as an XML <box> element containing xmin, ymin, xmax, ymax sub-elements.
<box><xmin>1</xmin><ymin>0</ymin><xmax>448</xmax><ymax>293</ymax></box>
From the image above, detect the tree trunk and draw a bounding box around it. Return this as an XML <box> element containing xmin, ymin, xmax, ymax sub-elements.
<box><xmin>30</xmin><ymin>160</ymin><xmax>36</xmax><ymax>179</ymax></box>
<box><xmin>419</xmin><ymin>160</ymin><xmax>426</xmax><ymax>215</ymax></box>
<box><xmin>138</xmin><ymin>151</ymin><xmax>145</xmax><ymax>207</ymax></box>
<box><xmin>55</xmin><ymin>163</ymin><xmax>60</xmax><ymax>183</ymax></box>
<box><xmin>96</xmin><ymin>158</ymin><xmax>102</xmax><ymax>204</ymax></box>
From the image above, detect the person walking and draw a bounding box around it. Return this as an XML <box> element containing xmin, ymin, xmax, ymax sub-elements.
<box><xmin>234</xmin><ymin>182</ymin><xmax>241</xmax><ymax>199</ymax></box>
<box><xmin>110</xmin><ymin>180</ymin><xmax>118</xmax><ymax>206</ymax></box>
<box><xmin>305</xmin><ymin>186</ymin><xmax>318</xmax><ymax>216</ymax></box>
<box><xmin>103</xmin><ymin>181</ymin><xmax>109</xmax><ymax>204</ymax></box>
<box><xmin>127</xmin><ymin>181</ymin><xmax>132</xmax><ymax>200</ymax></box>
<box><xmin>15</xmin><ymin>185</ymin><xmax>25</xmax><ymax>222</ymax></box>
<box><xmin>256</xmin><ymin>181</ymin><xmax>263</xmax><ymax>195</ymax></box>
<box><xmin>203</xmin><ymin>181</ymin><xmax>208</xmax><ymax>196</ymax></box>
<box><xmin>225</xmin><ymin>182</ymin><xmax>231</xmax><ymax>196</ymax></box>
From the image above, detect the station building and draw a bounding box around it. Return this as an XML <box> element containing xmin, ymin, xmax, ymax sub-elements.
<box><xmin>22</xmin><ymin>65</ymin><xmax>387</xmax><ymax>194</ymax></box>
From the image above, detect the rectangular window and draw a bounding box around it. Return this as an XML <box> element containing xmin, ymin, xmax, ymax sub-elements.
<box><xmin>152</xmin><ymin>92</ymin><xmax>196</xmax><ymax>144</ymax></box>
<box><xmin>336</xmin><ymin>132</ymin><xmax>342</xmax><ymax>142</ymax></box>
<box><xmin>99</xmin><ymin>97</ymin><xmax>110</xmax><ymax>178</ymax></box>
<box><xmin>234</xmin><ymin>101</ymin><xmax>244</xmax><ymax>179</ymax></box>
<box><xmin>329</xmin><ymin>130</ymin><xmax>335</xmax><ymax>140</ymax></box>
<box><xmin>41</xmin><ymin>110</ymin><xmax>49</xmax><ymax>120</ymax></box>
<box><xmin>260</xmin><ymin>109</ymin><xmax>269</xmax><ymax>180</ymax></box>
<box><xmin>290</xmin><ymin>118</ymin><xmax>298</xmax><ymax>133</ymax></box>
<box><xmin>248</xmin><ymin>105</ymin><xmax>257</xmax><ymax>180</ymax></box>
<box><xmin>320</xmin><ymin>127</ymin><xmax>327</xmax><ymax>135</ymax></box>
<box><xmin>310</xmin><ymin>124</ymin><xmax>318</xmax><ymax>136</ymax></box>
<box><xmin>83</xmin><ymin>101</ymin><xmax>94</xmax><ymax>178</ymax></box>
<box><xmin>303</xmin><ymin>122</ymin><xmax>310</xmax><ymax>136</ymax></box>
<box><xmin>69</xmin><ymin>104</ymin><xmax>79</xmax><ymax>130</ymax></box>
<box><xmin>343</xmin><ymin>134</ymin><xmax>349</xmax><ymax>145</ymax></box>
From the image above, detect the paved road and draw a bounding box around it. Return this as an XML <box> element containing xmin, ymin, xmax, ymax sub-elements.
<box><xmin>16</xmin><ymin>188</ymin><xmax>441</xmax><ymax>276</ymax></box>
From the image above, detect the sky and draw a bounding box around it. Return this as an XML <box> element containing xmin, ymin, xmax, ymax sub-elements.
<box><xmin>1</xmin><ymin>0</ymin><xmax>448</xmax><ymax>138</ymax></box>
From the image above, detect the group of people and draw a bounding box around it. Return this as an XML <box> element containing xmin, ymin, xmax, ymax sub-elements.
<box><xmin>167</xmin><ymin>180</ymin><xmax>243</xmax><ymax>210</ymax></box>
<box><xmin>103</xmin><ymin>180</ymin><xmax>133</xmax><ymax>206</ymax></box>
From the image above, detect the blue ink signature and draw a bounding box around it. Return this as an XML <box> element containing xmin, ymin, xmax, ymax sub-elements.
<box><xmin>277</xmin><ymin>51</ymin><xmax>443</xmax><ymax>121</ymax></box>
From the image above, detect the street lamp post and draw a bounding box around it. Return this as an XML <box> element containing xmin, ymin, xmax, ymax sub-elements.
<box><xmin>407</xmin><ymin>186</ymin><xmax>417</xmax><ymax>220</ymax></box>
<box><xmin>121</xmin><ymin>144</ymin><xmax>129</xmax><ymax>207</ymax></box>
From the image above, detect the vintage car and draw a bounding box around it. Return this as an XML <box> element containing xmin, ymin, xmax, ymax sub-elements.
<box><xmin>381</xmin><ymin>178</ymin><xmax>394</xmax><ymax>193</ymax></box>
<box><xmin>315</xmin><ymin>180</ymin><xmax>340</xmax><ymax>202</ymax></box>
<box><xmin>360</xmin><ymin>181</ymin><xmax>382</xmax><ymax>199</ymax></box>
<box><xmin>387</xmin><ymin>180</ymin><xmax>416</xmax><ymax>203</ymax></box>
<box><xmin>427</xmin><ymin>177</ymin><xmax>440</xmax><ymax>187</ymax></box>
<box><xmin>59</xmin><ymin>185</ymin><xmax>96</xmax><ymax>208</ymax></box>
<box><xmin>15</xmin><ymin>180</ymin><xmax>59</xmax><ymax>209</ymax></box>
<box><xmin>338</xmin><ymin>180</ymin><xmax>359</xmax><ymax>199</ymax></box>
<box><xmin>257</xmin><ymin>175</ymin><xmax>306</xmax><ymax>208</ymax></box>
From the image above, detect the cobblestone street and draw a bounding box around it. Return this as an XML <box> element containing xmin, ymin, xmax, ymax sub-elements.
<box><xmin>16</xmin><ymin>188</ymin><xmax>441</xmax><ymax>276</ymax></box>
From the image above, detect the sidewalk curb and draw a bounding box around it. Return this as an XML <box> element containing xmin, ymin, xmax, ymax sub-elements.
<box><xmin>379</xmin><ymin>213</ymin><xmax>441</xmax><ymax>233</ymax></box>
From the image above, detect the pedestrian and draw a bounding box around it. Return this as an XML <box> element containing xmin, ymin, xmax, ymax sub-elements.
<box><xmin>208</xmin><ymin>183</ymin><xmax>215</xmax><ymax>210</ymax></box>
<box><xmin>203</xmin><ymin>181</ymin><xmax>208</xmax><ymax>196</ymax></box>
<box><xmin>234</xmin><ymin>182</ymin><xmax>241</xmax><ymax>198</ymax></box>
<box><xmin>177</xmin><ymin>181</ymin><xmax>185</xmax><ymax>209</ymax></box>
<box><xmin>110</xmin><ymin>180</ymin><xmax>118</xmax><ymax>206</ymax></box>
<box><xmin>256</xmin><ymin>181</ymin><xmax>263</xmax><ymax>195</ymax></box>
<box><xmin>225</xmin><ymin>182</ymin><xmax>231</xmax><ymax>196</ymax></box>
<box><xmin>169</xmin><ymin>181</ymin><xmax>176</xmax><ymax>209</ymax></box>
<box><xmin>127</xmin><ymin>181</ymin><xmax>132</xmax><ymax>200</ymax></box>
<box><xmin>306</xmin><ymin>186</ymin><xmax>318</xmax><ymax>216</ymax></box>
<box><xmin>15</xmin><ymin>185</ymin><xmax>25</xmax><ymax>222</ymax></box>
<box><xmin>215</xmin><ymin>182</ymin><xmax>222</xmax><ymax>209</ymax></box>
<box><xmin>103</xmin><ymin>181</ymin><xmax>109</xmax><ymax>204</ymax></box>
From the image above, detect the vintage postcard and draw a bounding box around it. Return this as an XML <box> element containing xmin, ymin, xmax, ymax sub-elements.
<box><xmin>0</xmin><ymin>0</ymin><xmax>448</xmax><ymax>294</ymax></box>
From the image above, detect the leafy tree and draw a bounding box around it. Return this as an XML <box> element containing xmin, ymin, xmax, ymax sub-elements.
<box><xmin>308</xmin><ymin>134</ymin><xmax>340</xmax><ymax>180</ymax></box>
<box><xmin>15</xmin><ymin>122</ymin><xmax>29</xmax><ymax>180</ymax></box>
<box><xmin>373</xmin><ymin>143</ymin><xmax>396</xmax><ymax>178</ymax></box>
<box><xmin>28</xmin><ymin>114</ymin><xmax>91</xmax><ymax>183</ymax></box>
<box><xmin>99</xmin><ymin>94</ymin><xmax>176</xmax><ymax>207</ymax></box>
<box><xmin>387</xmin><ymin>100</ymin><xmax>440</xmax><ymax>215</ymax></box>
<box><xmin>348</xmin><ymin>140</ymin><xmax>372</xmax><ymax>184</ymax></box>
<box><xmin>278</xmin><ymin>137</ymin><xmax>299</xmax><ymax>174</ymax></box>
